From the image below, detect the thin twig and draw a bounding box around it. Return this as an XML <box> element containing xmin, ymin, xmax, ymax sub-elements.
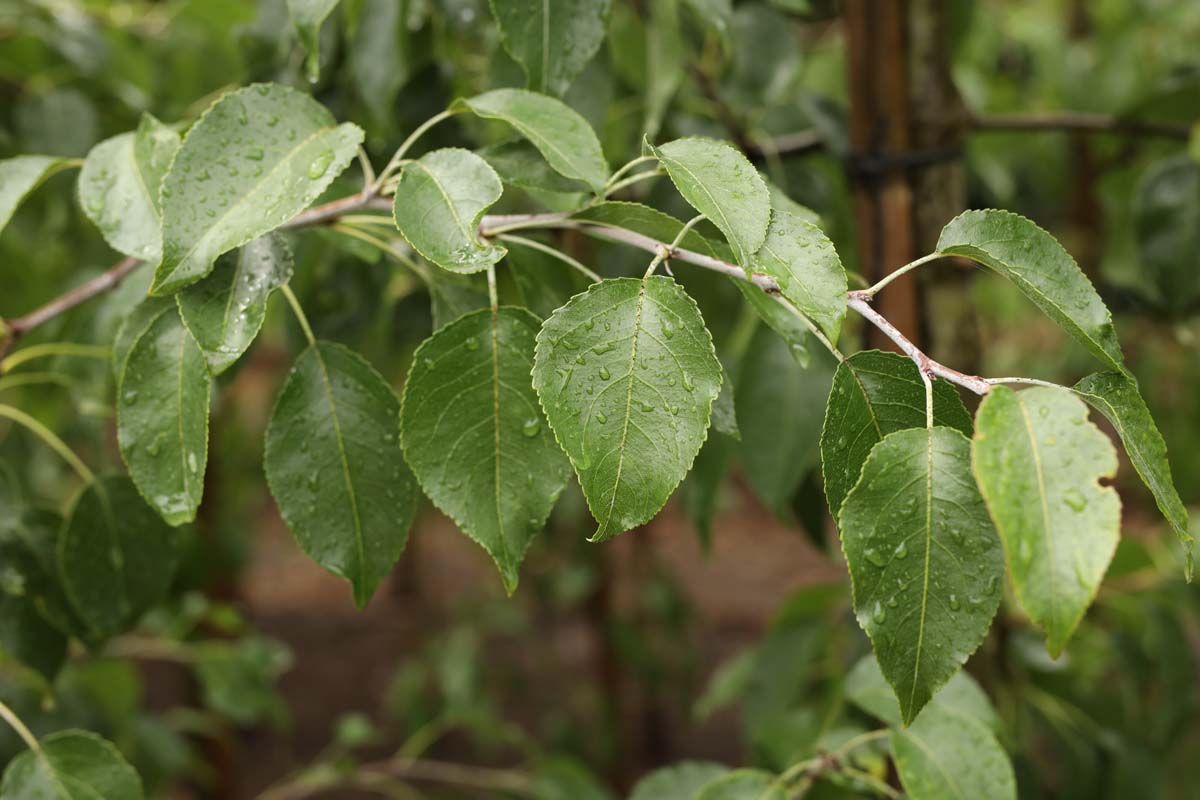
<box><xmin>279</xmin><ymin>285</ymin><xmax>316</xmax><ymax>346</ymax></box>
<box><xmin>496</xmin><ymin>234</ymin><xmax>602</xmax><ymax>283</ymax></box>
<box><xmin>0</xmin><ymin>403</ymin><xmax>96</xmax><ymax>483</ymax></box>
<box><xmin>0</xmin><ymin>700</ymin><xmax>41</xmax><ymax>755</ymax></box>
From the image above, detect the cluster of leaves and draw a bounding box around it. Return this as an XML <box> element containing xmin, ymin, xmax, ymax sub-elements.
<box><xmin>1</xmin><ymin>0</ymin><xmax>1198</xmax><ymax>796</ymax></box>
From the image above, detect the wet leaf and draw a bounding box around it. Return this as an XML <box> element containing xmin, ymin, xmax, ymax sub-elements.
<box><xmin>0</xmin><ymin>730</ymin><xmax>143</xmax><ymax>799</ymax></box>
<box><xmin>0</xmin><ymin>155</ymin><xmax>75</xmax><ymax>236</ymax></box>
<box><xmin>490</xmin><ymin>0</ymin><xmax>611</xmax><ymax>96</ymax></box>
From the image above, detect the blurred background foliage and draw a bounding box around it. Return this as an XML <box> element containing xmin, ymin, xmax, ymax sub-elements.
<box><xmin>1</xmin><ymin>0</ymin><xmax>1200</xmax><ymax>797</ymax></box>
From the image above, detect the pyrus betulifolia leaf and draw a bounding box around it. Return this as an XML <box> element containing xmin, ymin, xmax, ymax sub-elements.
<box><xmin>287</xmin><ymin>0</ymin><xmax>341</xmax><ymax>81</ymax></box>
<box><xmin>750</xmin><ymin>210</ymin><xmax>846</xmax><ymax>343</ymax></box>
<box><xmin>0</xmin><ymin>730</ymin><xmax>144</xmax><ymax>800</ymax></box>
<box><xmin>0</xmin><ymin>155</ymin><xmax>76</xmax><ymax>236</ymax></box>
<box><xmin>489</xmin><ymin>0</ymin><xmax>611</xmax><ymax>96</ymax></box>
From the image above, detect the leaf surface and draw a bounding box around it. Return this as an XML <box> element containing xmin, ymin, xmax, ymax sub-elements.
<box><xmin>0</xmin><ymin>730</ymin><xmax>143</xmax><ymax>800</ymax></box>
<box><xmin>972</xmin><ymin>385</ymin><xmax>1121</xmax><ymax>656</ymax></box>
<box><xmin>532</xmin><ymin>276</ymin><xmax>721</xmax><ymax>540</ymax></box>
<box><xmin>117</xmin><ymin>304</ymin><xmax>211</xmax><ymax>525</ymax></box>
<box><xmin>839</xmin><ymin>427</ymin><xmax>1003</xmax><ymax>724</ymax></box>
<box><xmin>78</xmin><ymin>113</ymin><xmax>180</xmax><ymax>261</ymax></box>
<box><xmin>1072</xmin><ymin>372</ymin><xmax>1192</xmax><ymax>572</ymax></box>
<box><xmin>264</xmin><ymin>341</ymin><xmax>419</xmax><ymax>607</ymax></box>
<box><xmin>478</xmin><ymin>140</ymin><xmax>589</xmax><ymax>194</ymax></box>
<box><xmin>821</xmin><ymin>351</ymin><xmax>973</xmax><ymax>520</ymax></box>
<box><xmin>891</xmin><ymin>705</ymin><xmax>1016</xmax><ymax>800</ymax></box>
<box><xmin>490</xmin><ymin>0</ymin><xmax>611</xmax><ymax>96</ymax></box>
<box><xmin>176</xmin><ymin>234</ymin><xmax>293</xmax><ymax>375</ymax></box>
<box><xmin>392</xmin><ymin>148</ymin><xmax>506</xmax><ymax>273</ymax></box>
<box><xmin>750</xmin><ymin>210</ymin><xmax>846</xmax><ymax>342</ymax></box>
<box><xmin>458</xmin><ymin>89</ymin><xmax>608</xmax><ymax>192</ymax></box>
<box><xmin>59</xmin><ymin>477</ymin><xmax>181</xmax><ymax>637</ymax></box>
<box><xmin>0</xmin><ymin>155</ymin><xmax>75</xmax><ymax>235</ymax></box>
<box><xmin>648</xmin><ymin>137</ymin><xmax>770</xmax><ymax>268</ymax></box>
<box><xmin>695</xmin><ymin>770</ymin><xmax>785</xmax><ymax>800</ymax></box>
<box><xmin>400</xmin><ymin>307</ymin><xmax>570</xmax><ymax>592</ymax></box>
<box><xmin>936</xmin><ymin>209</ymin><xmax>1126</xmax><ymax>375</ymax></box>
<box><xmin>152</xmin><ymin>83</ymin><xmax>362</xmax><ymax>294</ymax></box>
<box><xmin>630</xmin><ymin>762</ymin><xmax>731</xmax><ymax>800</ymax></box>
<box><xmin>287</xmin><ymin>0</ymin><xmax>341</xmax><ymax>80</ymax></box>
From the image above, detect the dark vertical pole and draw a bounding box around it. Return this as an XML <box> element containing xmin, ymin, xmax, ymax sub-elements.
<box><xmin>844</xmin><ymin>0</ymin><xmax>922</xmax><ymax>350</ymax></box>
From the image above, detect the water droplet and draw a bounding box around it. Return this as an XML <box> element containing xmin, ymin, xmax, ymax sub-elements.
<box><xmin>592</xmin><ymin>342</ymin><xmax>614</xmax><ymax>354</ymax></box>
<box><xmin>1063</xmin><ymin>488</ymin><xmax>1087</xmax><ymax>512</ymax></box>
<box><xmin>865</xmin><ymin>548</ymin><xmax>886</xmax><ymax>567</ymax></box>
<box><xmin>575</xmin><ymin>354</ymin><xmax>586</xmax><ymax>365</ymax></box>
<box><xmin>1018</xmin><ymin>538</ymin><xmax>1033</xmax><ymax>565</ymax></box>
<box><xmin>598</xmin><ymin>367</ymin><xmax>611</xmax><ymax>380</ymax></box>
<box><xmin>660</xmin><ymin>320</ymin><xmax>674</xmax><ymax>339</ymax></box>
<box><xmin>872</xmin><ymin>602</ymin><xmax>887</xmax><ymax>624</ymax></box>
<box><xmin>682</xmin><ymin>374</ymin><xmax>695</xmax><ymax>392</ymax></box>
<box><xmin>986</xmin><ymin>574</ymin><xmax>999</xmax><ymax>595</ymax></box>
<box><xmin>123</xmin><ymin>389</ymin><xmax>138</xmax><ymax>404</ymax></box>
<box><xmin>949</xmin><ymin>526</ymin><xmax>965</xmax><ymax>546</ymax></box>
<box><xmin>669</xmin><ymin>405</ymin><xmax>679</xmax><ymax>415</ymax></box>
<box><xmin>596</xmin><ymin>412</ymin><xmax>608</xmax><ymax>424</ymax></box>
<box><xmin>308</xmin><ymin>148</ymin><xmax>334</xmax><ymax>179</ymax></box>
<box><xmin>893</xmin><ymin>541</ymin><xmax>909</xmax><ymax>559</ymax></box>
<box><xmin>246</xmin><ymin>148</ymin><xmax>264</xmax><ymax>161</ymax></box>
<box><xmin>949</xmin><ymin>594</ymin><xmax>961</xmax><ymax>612</ymax></box>
<box><xmin>639</xmin><ymin>401</ymin><xmax>654</xmax><ymax>412</ymax></box>
<box><xmin>465</xmin><ymin>336</ymin><xmax>480</xmax><ymax>351</ymax></box>
<box><xmin>1038</xmin><ymin>405</ymin><xmax>1050</xmax><ymax>418</ymax></box>
<box><xmin>187</xmin><ymin>452</ymin><xmax>198</xmax><ymax>473</ymax></box>
<box><xmin>146</xmin><ymin>434</ymin><xmax>162</xmax><ymax>457</ymax></box>
<box><xmin>521</xmin><ymin>418</ymin><xmax>540</xmax><ymax>437</ymax></box>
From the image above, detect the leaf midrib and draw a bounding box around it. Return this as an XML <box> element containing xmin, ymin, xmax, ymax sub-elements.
<box><xmin>1015</xmin><ymin>395</ymin><xmax>1058</xmax><ymax>627</ymax></box>
<box><xmin>601</xmin><ymin>279</ymin><xmax>648</xmax><ymax>536</ymax></box>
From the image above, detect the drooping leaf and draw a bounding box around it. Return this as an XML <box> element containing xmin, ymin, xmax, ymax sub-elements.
<box><xmin>117</xmin><ymin>304</ymin><xmax>211</xmax><ymax>526</ymax></box>
<box><xmin>631</xmin><ymin>762</ymin><xmax>731</xmax><ymax>800</ymax></box>
<box><xmin>287</xmin><ymin>0</ymin><xmax>341</xmax><ymax>80</ymax></box>
<box><xmin>0</xmin><ymin>515</ymin><xmax>67</xmax><ymax>680</ymax></box>
<box><xmin>0</xmin><ymin>508</ymin><xmax>80</xmax><ymax>654</ymax></box>
<box><xmin>682</xmin><ymin>433</ymin><xmax>735</xmax><ymax>551</ymax></box>
<box><xmin>936</xmin><ymin>209</ymin><xmax>1127</xmax><ymax>375</ymax></box>
<box><xmin>711</xmin><ymin>367</ymin><xmax>739</xmax><ymax>440</ymax></box>
<box><xmin>400</xmin><ymin>307</ymin><xmax>570</xmax><ymax>593</ymax></box>
<box><xmin>152</xmin><ymin>83</ymin><xmax>363</xmax><ymax>294</ymax></box>
<box><xmin>750</xmin><ymin>210</ymin><xmax>846</xmax><ymax>343</ymax></box>
<box><xmin>392</xmin><ymin>148</ymin><xmax>507</xmax><ymax>273</ymax></box>
<box><xmin>478</xmin><ymin>141</ymin><xmax>589</xmax><ymax>194</ymax></box>
<box><xmin>695</xmin><ymin>769</ymin><xmax>785</xmax><ymax>800</ymax></box>
<box><xmin>489</xmin><ymin>0</ymin><xmax>611</xmax><ymax>96</ymax></box>
<box><xmin>0</xmin><ymin>155</ymin><xmax>76</xmax><ymax>236</ymax></box>
<box><xmin>845</xmin><ymin>653</ymin><xmax>999</xmax><ymax>732</ymax></box>
<box><xmin>427</xmin><ymin>269</ymin><xmax>491</xmax><ymax>329</ymax></box>
<box><xmin>1072</xmin><ymin>372</ymin><xmax>1192</xmax><ymax>573</ymax></box>
<box><xmin>532</xmin><ymin>276</ymin><xmax>722</xmax><ymax>541</ymax></box>
<box><xmin>765</xmin><ymin>180</ymin><xmax>820</xmax><ymax>225</ymax></box>
<box><xmin>456</xmin><ymin>89</ymin><xmax>608</xmax><ymax>193</ymax></box>
<box><xmin>176</xmin><ymin>234</ymin><xmax>294</xmax><ymax>374</ymax></box>
<box><xmin>839</xmin><ymin>426</ymin><xmax>1004</xmax><ymax>724</ymax></box>
<box><xmin>972</xmin><ymin>385</ymin><xmax>1121</xmax><ymax>656</ymax></box>
<box><xmin>352</xmin><ymin>0</ymin><xmax>412</xmax><ymax>125</ymax></box>
<box><xmin>78</xmin><ymin>113</ymin><xmax>180</xmax><ymax>262</ymax></box>
<box><xmin>820</xmin><ymin>351</ymin><xmax>973</xmax><ymax>520</ymax></box>
<box><xmin>647</xmin><ymin>137</ymin><xmax>770</xmax><ymax>269</ymax></box>
<box><xmin>736</xmin><ymin>326</ymin><xmax>834</xmax><ymax>517</ymax></box>
<box><xmin>0</xmin><ymin>730</ymin><xmax>144</xmax><ymax>800</ymax></box>
<box><xmin>59</xmin><ymin>477</ymin><xmax>181</xmax><ymax>637</ymax></box>
<box><xmin>1133</xmin><ymin>155</ymin><xmax>1200</xmax><ymax>314</ymax></box>
<box><xmin>264</xmin><ymin>341</ymin><xmax>419</xmax><ymax>607</ymax></box>
<box><xmin>504</xmin><ymin>239</ymin><xmax>591</xmax><ymax>319</ymax></box>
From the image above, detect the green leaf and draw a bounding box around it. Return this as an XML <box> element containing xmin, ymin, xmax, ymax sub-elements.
<box><xmin>59</xmin><ymin>477</ymin><xmax>181</xmax><ymax>637</ymax></box>
<box><xmin>644</xmin><ymin>0</ymin><xmax>685</xmax><ymax>139</ymax></box>
<box><xmin>152</xmin><ymin>83</ymin><xmax>363</xmax><ymax>295</ymax></box>
<box><xmin>695</xmin><ymin>769</ymin><xmax>785</xmax><ymax>800</ymax></box>
<box><xmin>489</xmin><ymin>0</ymin><xmax>611</xmax><ymax>96</ymax></box>
<box><xmin>0</xmin><ymin>509</ymin><xmax>82</xmax><ymax>642</ymax></box>
<box><xmin>0</xmin><ymin>155</ymin><xmax>75</xmax><ymax>236</ymax></box>
<box><xmin>631</xmin><ymin>762</ymin><xmax>731</xmax><ymax>800</ymax></box>
<box><xmin>264</xmin><ymin>341</ymin><xmax>419</xmax><ymax>607</ymax></box>
<box><xmin>891</xmin><ymin>706</ymin><xmax>1016</xmax><ymax>800</ymax></box>
<box><xmin>505</xmin><ymin>240</ymin><xmax>591</xmax><ymax>319</ymax></box>
<box><xmin>1134</xmin><ymin>155</ymin><xmax>1200</xmax><ymax>313</ymax></box>
<box><xmin>733</xmin><ymin>281</ymin><xmax>811</xmax><ymax>365</ymax></box>
<box><xmin>117</xmin><ymin>304</ymin><xmax>211</xmax><ymax>526</ymax></box>
<box><xmin>1072</xmin><ymin>372</ymin><xmax>1192</xmax><ymax>573</ymax></box>
<box><xmin>288</xmin><ymin>0</ymin><xmax>341</xmax><ymax>81</ymax></box>
<box><xmin>765</xmin><ymin>180</ymin><xmax>820</xmax><ymax>225</ymax></box>
<box><xmin>392</xmin><ymin>148</ymin><xmax>507</xmax><ymax>273</ymax></box>
<box><xmin>845</xmin><ymin>653</ymin><xmax>999</xmax><ymax>732</ymax></box>
<box><xmin>478</xmin><ymin>141</ymin><xmax>589</xmax><ymax>194</ymax></box>
<box><xmin>352</xmin><ymin>0</ymin><xmax>412</xmax><ymax>124</ymax></box>
<box><xmin>647</xmin><ymin>137</ymin><xmax>770</xmax><ymax>269</ymax></box>
<box><xmin>195</xmin><ymin>637</ymin><xmax>292</xmax><ymax>726</ymax></box>
<box><xmin>427</xmin><ymin>270</ymin><xmax>491</xmax><ymax>330</ymax></box>
<box><xmin>78</xmin><ymin>113</ymin><xmax>180</xmax><ymax>262</ymax></box>
<box><xmin>400</xmin><ymin>307</ymin><xmax>570</xmax><ymax>593</ymax></box>
<box><xmin>176</xmin><ymin>234</ymin><xmax>294</xmax><ymax>374</ymax></box>
<box><xmin>532</xmin><ymin>276</ymin><xmax>722</xmax><ymax>541</ymax></box>
<box><xmin>838</xmin><ymin>427</ymin><xmax>1004</xmax><ymax>724</ymax></box>
<box><xmin>736</xmin><ymin>326</ymin><xmax>834</xmax><ymax>517</ymax></box>
<box><xmin>0</xmin><ymin>730</ymin><xmax>144</xmax><ymax>800</ymax></box>
<box><xmin>972</xmin><ymin>385</ymin><xmax>1121</xmax><ymax>656</ymax></box>
<box><xmin>936</xmin><ymin>209</ymin><xmax>1127</xmax><ymax>375</ymax></box>
<box><xmin>711</xmin><ymin>368</ymin><xmax>739</xmax><ymax>440</ymax></box>
<box><xmin>682</xmin><ymin>433</ymin><xmax>735</xmax><ymax>551</ymax></box>
<box><xmin>820</xmin><ymin>351</ymin><xmax>973</xmax><ymax>521</ymax></box>
<box><xmin>457</xmin><ymin>89</ymin><xmax>608</xmax><ymax>193</ymax></box>
<box><xmin>111</xmin><ymin>295</ymin><xmax>174</xmax><ymax>381</ymax></box>
<box><xmin>0</xmin><ymin>515</ymin><xmax>67</xmax><ymax>680</ymax></box>
<box><xmin>750</xmin><ymin>210</ymin><xmax>846</xmax><ymax>343</ymax></box>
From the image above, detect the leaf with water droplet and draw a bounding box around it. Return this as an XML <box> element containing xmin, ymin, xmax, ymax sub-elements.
<box><xmin>839</xmin><ymin>426</ymin><xmax>1003</xmax><ymax>724</ymax></box>
<box><xmin>533</xmin><ymin>277</ymin><xmax>722</xmax><ymax>541</ymax></box>
<box><xmin>392</xmin><ymin>148</ymin><xmax>507</xmax><ymax>274</ymax></box>
<box><xmin>79</xmin><ymin>113</ymin><xmax>180</xmax><ymax>261</ymax></box>
<box><xmin>117</xmin><ymin>304</ymin><xmax>211</xmax><ymax>526</ymax></box>
<box><xmin>456</xmin><ymin>89</ymin><xmax>608</xmax><ymax>192</ymax></box>
<box><xmin>490</xmin><ymin>0</ymin><xmax>610</xmax><ymax>97</ymax></box>
<box><xmin>646</xmin><ymin>137</ymin><xmax>770</xmax><ymax>270</ymax></box>
<box><xmin>152</xmin><ymin>83</ymin><xmax>363</xmax><ymax>294</ymax></box>
<box><xmin>59</xmin><ymin>477</ymin><xmax>182</xmax><ymax>637</ymax></box>
<box><xmin>176</xmin><ymin>234</ymin><xmax>293</xmax><ymax>375</ymax></box>
<box><xmin>821</xmin><ymin>350</ymin><xmax>973</xmax><ymax>521</ymax></box>
<box><xmin>750</xmin><ymin>210</ymin><xmax>847</xmax><ymax>343</ymax></box>
<box><xmin>265</xmin><ymin>341</ymin><xmax>419</xmax><ymax>608</ymax></box>
<box><xmin>400</xmin><ymin>308</ymin><xmax>569</xmax><ymax>593</ymax></box>
<box><xmin>1072</xmin><ymin>371</ymin><xmax>1192</xmax><ymax>577</ymax></box>
<box><xmin>937</xmin><ymin>209</ymin><xmax>1127</xmax><ymax>375</ymax></box>
<box><xmin>0</xmin><ymin>729</ymin><xmax>146</xmax><ymax>800</ymax></box>
<box><xmin>972</xmin><ymin>385</ymin><xmax>1121</xmax><ymax>657</ymax></box>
